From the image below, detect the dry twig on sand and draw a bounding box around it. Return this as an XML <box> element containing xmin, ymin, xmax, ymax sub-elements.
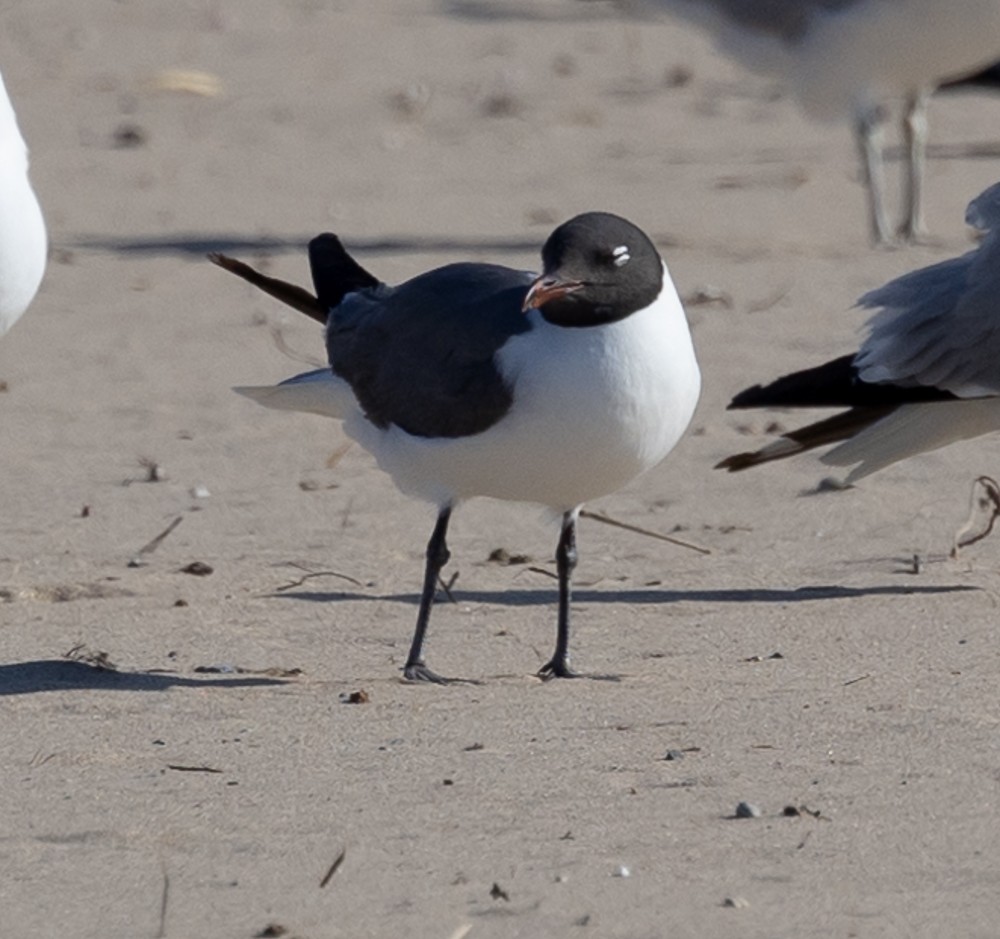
<box><xmin>130</xmin><ymin>515</ymin><xmax>183</xmax><ymax>566</ymax></box>
<box><xmin>951</xmin><ymin>475</ymin><xmax>1000</xmax><ymax>558</ymax></box>
<box><xmin>319</xmin><ymin>848</ymin><xmax>346</xmax><ymax>888</ymax></box>
<box><xmin>579</xmin><ymin>509</ymin><xmax>710</xmax><ymax>555</ymax></box>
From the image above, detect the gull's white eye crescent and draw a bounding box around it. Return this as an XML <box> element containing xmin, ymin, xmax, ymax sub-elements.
<box><xmin>612</xmin><ymin>244</ymin><xmax>630</xmax><ymax>267</ymax></box>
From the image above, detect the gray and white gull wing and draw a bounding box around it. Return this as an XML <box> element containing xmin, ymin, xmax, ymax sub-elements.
<box><xmin>718</xmin><ymin>181</ymin><xmax>1000</xmax><ymax>482</ymax></box>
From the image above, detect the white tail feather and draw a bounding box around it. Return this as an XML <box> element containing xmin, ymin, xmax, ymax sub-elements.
<box><xmin>822</xmin><ymin>399</ymin><xmax>1000</xmax><ymax>482</ymax></box>
<box><xmin>234</xmin><ymin>368</ymin><xmax>351</xmax><ymax>420</ymax></box>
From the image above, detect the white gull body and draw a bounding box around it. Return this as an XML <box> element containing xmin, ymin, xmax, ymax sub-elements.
<box><xmin>0</xmin><ymin>70</ymin><xmax>45</xmax><ymax>336</ymax></box>
<box><xmin>254</xmin><ymin>263</ymin><xmax>699</xmax><ymax>512</ymax></box>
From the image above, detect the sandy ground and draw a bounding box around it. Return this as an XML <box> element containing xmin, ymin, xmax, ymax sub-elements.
<box><xmin>3</xmin><ymin>2</ymin><xmax>1000</xmax><ymax>937</ymax></box>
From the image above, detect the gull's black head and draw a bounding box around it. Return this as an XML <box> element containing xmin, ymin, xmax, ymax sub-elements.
<box><xmin>523</xmin><ymin>212</ymin><xmax>664</xmax><ymax>327</ymax></box>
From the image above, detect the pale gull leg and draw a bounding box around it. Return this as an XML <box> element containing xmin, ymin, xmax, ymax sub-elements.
<box><xmin>900</xmin><ymin>88</ymin><xmax>931</xmax><ymax>242</ymax></box>
<box><xmin>855</xmin><ymin>102</ymin><xmax>894</xmax><ymax>245</ymax></box>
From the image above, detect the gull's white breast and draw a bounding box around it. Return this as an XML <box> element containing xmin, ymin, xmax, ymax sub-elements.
<box><xmin>353</xmin><ymin>266</ymin><xmax>700</xmax><ymax>510</ymax></box>
<box><xmin>0</xmin><ymin>73</ymin><xmax>45</xmax><ymax>336</ymax></box>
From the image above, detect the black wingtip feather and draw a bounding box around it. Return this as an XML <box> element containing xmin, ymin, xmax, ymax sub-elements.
<box><xmin>714</xmin><ymin>406</ymin><xmax>897</xmax><ymax>473</ymax></box>
<box><xmin>727</xmin><ymin>355</ymin><xmax>860</xmax><ymax>410</ymax></box>
<box><xmin>714</xmin><ymin>451</ymin><xmax>767</xmax><ymax>472</ymax></box>
<box><xmin>727</xmin><ymin>354</ymin><xmax>957</xmax><ymax>411</ymax></box>
<box><xmin>308</xmin><ymin>234</ymin><xmax>381</xmax><ymax>311</ymax></box>
<box><xmin>941</xmin><ymin>62</ymin><xmax>1000</xmax><ymax>92</ymax></box>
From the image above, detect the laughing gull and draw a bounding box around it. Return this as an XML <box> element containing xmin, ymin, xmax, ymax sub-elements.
<box><xmin>716</xmin><ymin>181</ymin><xmax>1000</xmax><ymax>482</ymax></box>
<box><xmin>647</xmin><ymin>0</ymin><xmax>1000</xmax><ymax>243</ymax></box>
<box><xmin>212</xmin><ymin>213</ymin><xmax>700</xmax><ymax>682</ymax></box>
<box><xmin>0</xmin><ymin>70</ymin><xmax>45</xmax><ymax>337</ymax></box>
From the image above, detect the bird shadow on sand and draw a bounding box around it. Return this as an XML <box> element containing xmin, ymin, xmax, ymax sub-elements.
<box><xmin>273</xmin><ymin>582</ymin><xmax>978</xmax><ymax>607</ymax></box>
<box><xmin>68</xmin><ymin>233</ymin><xmax>549</xmax><ymax>258</ymax></box>
<box><xmin>0</xmin><ymin>660</ymin><xmax>290</xmax><ymax>697</ymax></box>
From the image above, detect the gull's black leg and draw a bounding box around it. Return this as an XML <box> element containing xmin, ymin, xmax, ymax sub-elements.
<box><xmin>403</xmin><ymin>507</ymin><xmax>453</xmax><ymax>683</ymax></box>
<box><xmin>538</xmin><ymin>511</ymin><xmax>580</xmax><ymax>679</ymax></box>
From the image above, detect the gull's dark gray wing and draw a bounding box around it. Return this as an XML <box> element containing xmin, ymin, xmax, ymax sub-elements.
<box><xmin>324</xmin><ymin>261</ymin><xmax>534</xmax><ymax>439</ymax></box>
<box><xmin>719</xmin><ymin>183</ymin><xmax>1000</xmax><ymax>477</ymax></box>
